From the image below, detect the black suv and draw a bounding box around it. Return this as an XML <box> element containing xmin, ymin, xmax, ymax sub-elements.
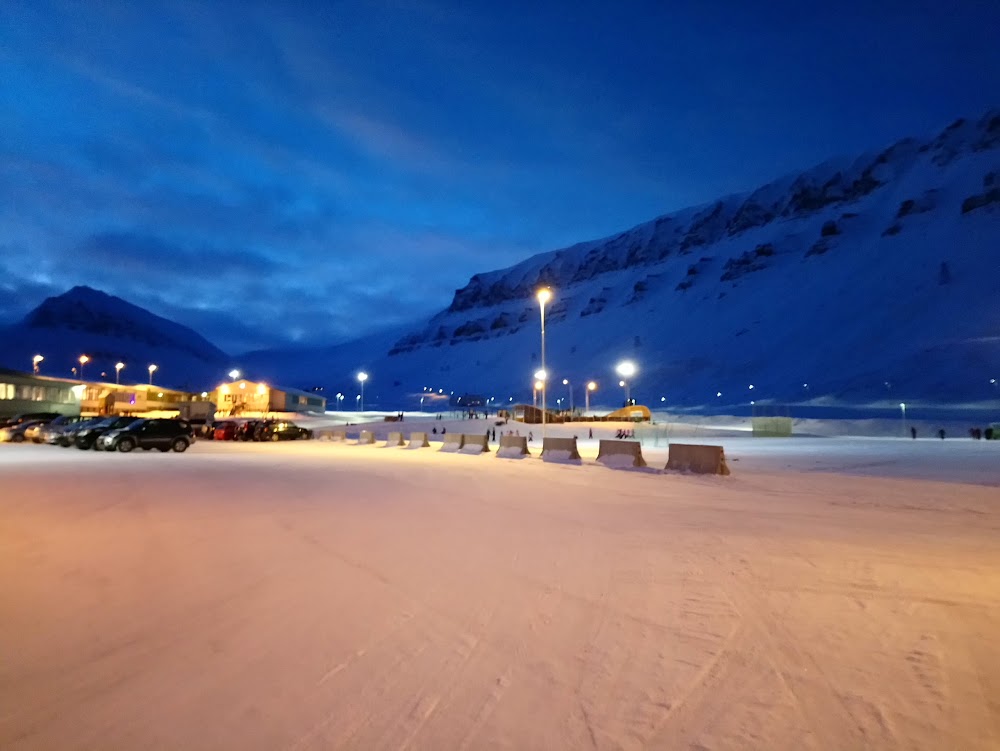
<box><xmin>258</xmin><ymin>420</ymin><xmax>313</xmax><ymax>441</ymax></box>
<box><xmin>98</xmin><ymin>419</ymin><xmax>194</xmax><ymax>453</ymax></box>
<box><xmin>74</xmin><ymin>416</ymin><xmax>139</xmax><ymax>450</ymax></box>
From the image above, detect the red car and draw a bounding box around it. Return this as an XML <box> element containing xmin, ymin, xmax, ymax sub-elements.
<box><xmin>213</xmin><ymin>422</ymin><xmax>239</xmax><ymax>440</ymax></box>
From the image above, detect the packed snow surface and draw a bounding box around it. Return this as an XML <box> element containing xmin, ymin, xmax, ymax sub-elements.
<box><xmin>1</xmin><ymin>431</ymin><xmax>998</xmax><ymax>750</ymax></box>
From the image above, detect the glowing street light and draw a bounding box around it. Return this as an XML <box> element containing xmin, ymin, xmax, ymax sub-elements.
<box><xmin>533</xmin><ymin>379</ymin><xmax>544</xmax><ymax>408</ymax></box>
<box><xmin>585</xmin><ymin>381</ymin><xmax>597</xmax><ymax>414</ymax></box>
<box><xmin>562</xmin><ymin>378</ymin><xmax>573</xmax><ymax>412</ymax></box>
<box><xmin>336</xmin><ymin>392</ymin><xmax>344</xmax><ymax>411</ymax></box>
<box><xmin>148</xmin><ymin>363</ymin><xmax>157</xmax><ymax>385</ymax></box>
<box><xmin>900</xmin><ymin>402</ymin><xmax>907</xmax><ymax>438</ymax></box>
<box><xmin>615</xmin><ymin>360</ymin><xmax>636</xmax><ymax>403</ymax></box>
<box><xmin>32</xmin><ymin>354</ymin><xmax>43</xmax><ymax>374</ymax></box>
<box><xmin>357</xmin><ymin>371</ymin><xmax>368</xmax><ymax>411</ymax></box>
<box><xmin>114</xmin><ymin>362</ymin><xmax>125</xmax><ymax>385</ymax></box>
<box><xmin>537</xmin><ymin>287</ymin><xmax>552</xmax><ymax>436</ymax></box>
<box><xmin>228</xmin><ymin>369</ymin><xmax>241</xmax><ymax>381</ymax></box>
<box><xmin>78</xmin><ymin>355</ymin><xmax>90</xmax><ymax>380</ymax></box>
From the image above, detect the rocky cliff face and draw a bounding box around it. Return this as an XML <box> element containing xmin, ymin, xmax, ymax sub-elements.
<box><xmin>388</xmin><ymin>110</ymin><xmax>999</xmax><ymax>361</ymax></box>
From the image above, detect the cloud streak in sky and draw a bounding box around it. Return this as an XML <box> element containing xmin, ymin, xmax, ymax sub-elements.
<box><xmin>1</xmin><ymin>0</ymin><xmax>998</xmax><ymax>352</ymax></box>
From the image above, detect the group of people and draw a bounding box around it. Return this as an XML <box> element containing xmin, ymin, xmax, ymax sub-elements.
<box><xmin>615</xmin><ymin>428</ymin><xmax>636</xmax><ymax>439</ymax></box>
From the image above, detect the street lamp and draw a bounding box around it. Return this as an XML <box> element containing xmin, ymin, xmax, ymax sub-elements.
<box><xmin>336</xmin><ymin>392</ymin><xmax>344</xmax><ymax>411</ymax></box>
<box><xmin>536</xmin><ymin>287</ymin><xmax>552</xmax><ymax>436</ymax></box>
<box><xmin>148</xmin><ymin>363</ymin><xmax>157</xmax><ymax>385</ymax></box>
<box><xmin>228</xmin><ymin>369</ymin><xmax>240</xmax><ymax>381</ymax></box>
<box><xmin>534</xmin><ymin>369</ymin><xmax>547</xmax><ymax>415</ymax></box>
<box><xmin>357</xmin><ymin>371</ymin><xmax>368</xmax><ymax>411</ymax></box>
<box><xmin>585</xmin><ymin>381</ymin><xmax>597</xmax><ymax>414</ymax></box>
<box><xmin>900</xmin><ymin>402</ymin><xmax>907</xmax><ymax>438</ymax></box>
<box><xmin>615</xmin><ymin>360</ymin><xmax>636</xmax><ymax>404</ymax></box>
<box><xmin>32</xmin><ymin>354</ymin><xmax>43</xmax><ymax>374</ymax></box>
<box><xmin>533</xmin><ymin>379</ymin><xmax>544</xmax><ymax>408</ymax></box>
<box><xmin>78</xmin><ymin>355</ymin><xmax>90</xmax><ymax>380</ymax></box>
<box><xmin>562</xmin><ymin>378</ymin><xmax>573</xmax><ymax>412</ymax></box>
<box><xmin>115</xmin><ymin>362</ymin><xmax>125</xmax><ymax>385</ymax></box>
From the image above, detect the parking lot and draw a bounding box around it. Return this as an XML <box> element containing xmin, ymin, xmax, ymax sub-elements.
<box><xmin>2</xmin><ymin>437</ymin><xmax>999</xmax><ymax>750</ymax></box>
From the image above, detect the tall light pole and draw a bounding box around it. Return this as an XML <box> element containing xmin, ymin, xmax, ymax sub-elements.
<box><xmin>536</xmin><ymin>287</ymin><xmax>551</xmax><ymax>436</ymax></box>
<box><xmin>32</xmin><ymin>354</ymin><xmax>43</xmax><ymax>374</ymax></box>
<box><xmin>78</xmin><ymin>355</ymin><xmax>90</xmax><ymax>380</ymax></box>
<box><xmin>533</xmin><ymin>378</ymin><xmax>544</xmax><ymax>408</ymax></box>
<box><xmin>357</xmin><ymin>371</ymin><xmax>368</xmax><ymax>411</ymax></box>
<box><xmin>900</xmin><ymin>402</ymin><xmax>907</xmax><ymax>438</ymax></box>
<box><xmin>115</xmin><ymin>362</ymin><xmax>124</xmax><ymax>385</ymax></box>
<box><xmin>562</xmin><ymin>378</ymin><xmax>573</xmax><ymax>412</ymax></box>
<box><xmin>586</xmin><ymin>381</ymin><xmax>597</xmax><ymax>414</ymax></box>
<box><xmin>615</xmin><ymin>360</ymin><xmax>636</xmax><ymax>404</ymax></box>
<box><xmin>336</xmin><ymin>392</ymin><xmax>344</xmax><ymax>411</ymax></box>
<box><xmin>148</xmin><ymin>363</ymin><xmax>157</xmax><ymax>385</ymax></box>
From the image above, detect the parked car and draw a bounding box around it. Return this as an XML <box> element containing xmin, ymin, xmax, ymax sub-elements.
<box><xmin>213</xmin><ymin>421</ymin><xmax>239</xmax><ymax>440</ymax></box>
<box><xmin>58</xmin><ymin>417</ymin><xmax>104</xmax><ymax>447</ymax></box>
<box><xmin>236</xmin><ymin>420</ymin><xmax>262</xmax><ymax>441</ymax></box>
<box><xmin>36</xmin><ymin>415</ymin><xmax>86</xmax><ymax>444</ymax></box>
<box><xmin>0</xmin><ymin>412</ymin><xmax>63</xmax><ymax>430</ymax></box>
<box><xmin>0</xmin><ymin>420</ymin><xmax>44</xmax><ymax>443</ymax></box>
<box><xmin>258</xmin><ymin>420</ymin><xmax>313</xmax><ymax>441</ymax></box>
<box><xmin>35</xmin><ymin>415</ymin><xmax>87</xmax><ymax>444</ymax></box>
<box><xmin>74</xmin><ymin>416</ymin><xmax>140</xmax><ymax>450</ymax></box>
<box><xmin>98</xmin><ymin>419</ymin><xmax>194</xmax><ymax>453</ymax></box>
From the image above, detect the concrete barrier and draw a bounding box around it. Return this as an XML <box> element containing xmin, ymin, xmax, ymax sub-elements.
<box><xmin>384</xmin><ymin>431</ymin><xmax>405</xmax><ymax>447</ymax></box>
<box><xmin>316</xmin><ymin>428</ymin><xmax>346</xmax><ymax>441</ymax></box>
<box><xmin>541</xmin><ymin>436</ymin><xmax>581</xmax><ymax>462</ymax></box>
<box><xmin>358</xmin><ymin>430</ymin><xmax>376</xmax><ymax>445</ymax></box>
<box><xmin>460</xmin><ymin>434</ymin><xmax>490</xmax><ymax>454</ymax></box>
<box><xmin>496</xmin><ymin>434</ymin><xmax>530</xmax><ymax>458</ymax></box>
<box><xmin>407</xmin><ymin>432</ymin><xmax>431</xmax><ymax>448</ymax></box>
<box><xmin>596</xmin><ymin>439</ymin><xmax>647</xmax><ymax>468</ymax></box>
<box><xmin>665</xmin><ymin>443</ymin><xmax>731</xmax><ymax>475</ymax></box>
<box><xmin>439</xmin><ymin>433</ymin><xmax>465</xmax><ymax>452</ymax></box>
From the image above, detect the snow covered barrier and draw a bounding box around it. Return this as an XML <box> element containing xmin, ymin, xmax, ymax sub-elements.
<box><xmin>439</xmin><ymin>433</ymin><xmax>465</xmax><ymax>452</ymax></box>
<box><xmin>358</xmin><ymin>430</ymin><xmax>376</xmax><ymax>445</ymax></box>
<box><xmin>596</xmin><ymin>439</ymin><xmax>647</xmax><ymax>468</ymax></box>
<box><xmin>496</xmin><ymin>434</ymin><xmax>530</xmax><ymax>458</ymax></box>
<box><xmin>460</xmin><ymin>434</ymin><xmax>491</xmax><ymax>454</ymax></box>
<box><xmin>384</xmin><ymin>431</ymin><xmax>405</xmax><ymax>447</ymax></box>
<box><xmin>316</xmin><ymin>428</ymin><xmax>346</xmax><ymax>441</ymax></box>
<box><xmin>540</xmin><ymin>436</ymin><xmax>581</xmax><ymax>463</ymax></box>
<box><xmin>665</xmin><ymin>443</ymin><xmax>731</xmax><ymax>475</ymax></box>
<box><xmin>407</xmin><ymin>432</ymin><xmax>431</xmax><ymax>448</ymax></box>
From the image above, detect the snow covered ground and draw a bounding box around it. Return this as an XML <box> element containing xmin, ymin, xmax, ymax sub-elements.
<box><xmin>1</xmin><ymin>432</ymin><xmax>998</xmax><ymax>750</ymax></box>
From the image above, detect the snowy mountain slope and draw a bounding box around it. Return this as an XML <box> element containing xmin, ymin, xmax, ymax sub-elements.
<box><xmin>338</xmin><ymin>111</ymin><xmax>1000</xmax><ymax>408</ymax></box>
<box><xmin>2</xmin><ymin>112</ymin><xmax>997</xmax><ymax>409</ymax></box>
<box><xmin>0</xmin><ymin>286</ymin><xmax>229</xmax><ymax>390</ymax></box>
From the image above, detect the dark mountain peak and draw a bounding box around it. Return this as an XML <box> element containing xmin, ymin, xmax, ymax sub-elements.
<box><xmin>20</xmin><ymin>286</ymin><xmax>227</xmax><ymax>362</ymax></box>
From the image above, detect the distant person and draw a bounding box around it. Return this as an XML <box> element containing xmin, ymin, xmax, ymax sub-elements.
<box><xmin>938</xmin><ymin>429</ymin><xmax>946</xmax><ymax>440</ymax></box>
<box><xmin>588</xmin><ymin>428</ymin><xmax>593</xmax><ymax>439</ymax></box>
<box><xmin>528</xmin><ymin>432</ymin><xmax>533</xmax><ymax>442</ymax></box>
<box><xmin>491</xmin><ymin>428</ymin><xmax>496</xmax><ymax>441</ymax></box>
<box><xmin>441</xmin><ymin>427</ymin><xmax>446</xmax><ymax>434</ymax></box>
<box><xmin>432</xmin><ymin>427</ymin><xmax>437</xmax><ymax>434</ymax></box>
<box><xmin>910</xmin><ymin>426</ymin><xmax>917</xmax><ymax>440</ymax></box>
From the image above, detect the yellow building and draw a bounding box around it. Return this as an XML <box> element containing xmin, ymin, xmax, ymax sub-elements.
<box><xmin>214</xmin><ymin>379</ymin><xmax>326</xmax><ymax>417</ymax></box>
<box><xmin>79</xmin><ymin>382</ymin><xmax>215</xmax><ymax>419</ymax></box>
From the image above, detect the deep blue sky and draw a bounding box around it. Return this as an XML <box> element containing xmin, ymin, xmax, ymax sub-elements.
<box><xmin>2</xmin><ymin>0</ymin><xmax>998</xmax><ymax>352</ymax></box>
